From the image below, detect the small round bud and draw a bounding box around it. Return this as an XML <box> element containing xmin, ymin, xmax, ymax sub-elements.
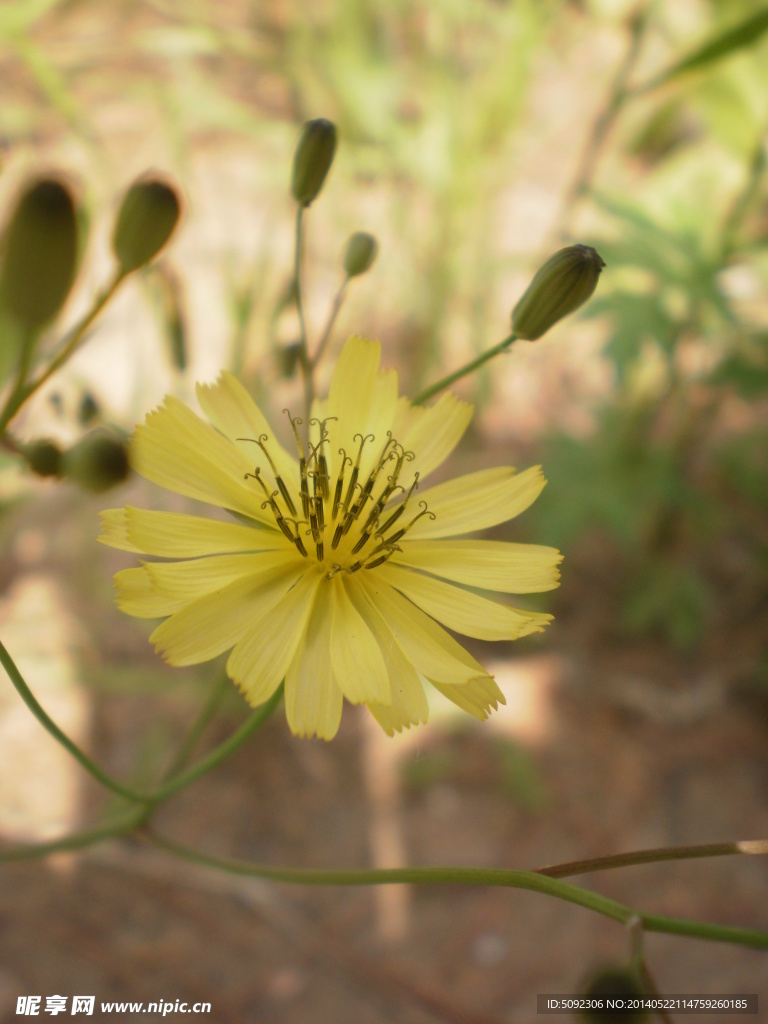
<box><xmin>26</xmin><ymin>439</ymin><xmax>63</xmax><ymax>478</ymax></box>
<box><xmin>343</xmin><ymin>232</ymin><xmax>378</xmax><ymax>278</ymax></box>
<box><xmin>62</xmin><ymin>431</ymin><xmax>130</xmax><ymax>492</ymax></box>
<box><xmin>291</xmin><ymin>119</ymin><xmax>337</xmax><ymax>207</ymax></box>
<box><xmin>0</xmin><ymin>178</ymin><xmax>79</xmax><ymax>330</ymax></box>
<box><xmin>511</xmin><ymin>244</ymin><xmax>605</xmax><ymax>341</ymax></box>
<box><xmin>113</xmin><ymin>176</ymin><xmax>181</xmax><ymax>274</ymax></box>
<box><xmin>580</xmin><ymin>966</ymin><xmax>648</xmax><ymax>1023</ymax></box>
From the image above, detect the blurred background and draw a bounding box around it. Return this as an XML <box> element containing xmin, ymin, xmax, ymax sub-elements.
<box><xmin>1</xmin><ymin>0</ymin><xmax>767</xmax><ymax>1020</ymax></box>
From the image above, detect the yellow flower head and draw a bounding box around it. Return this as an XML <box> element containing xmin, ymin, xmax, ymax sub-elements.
<box><xmin>99</xmin><ymin>337</ymin><xmax>562</xmax><ymax>739</ymax></box>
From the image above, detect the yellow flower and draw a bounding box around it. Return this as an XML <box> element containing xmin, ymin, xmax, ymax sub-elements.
<box><xmin>99</xmin><ymin>337</ymin><xmax>562</xmax><ymax>740</ymax></box>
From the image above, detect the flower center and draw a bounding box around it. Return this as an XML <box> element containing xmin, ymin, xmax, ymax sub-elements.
<box><xmin>239</xmin><ymin>411</ymin><xmax>434</xmax><ymax>579</ymax></box>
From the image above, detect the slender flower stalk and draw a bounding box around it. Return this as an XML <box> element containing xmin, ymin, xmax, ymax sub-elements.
<box><xmin>100</xmin><ymin>336</ymin><xmax>562</xmax><ymax>740</ymax></box>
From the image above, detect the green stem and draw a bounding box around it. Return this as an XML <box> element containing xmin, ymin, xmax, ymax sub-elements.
<box><xmin>0</xmin><ymin>271</ymin><xmax>125</xmax><ymax>432</ymax></box>
<box><xmin>1</xmin><ymin>638</ymin><xmax>283</xmax><ymax>807</ymax></box>
<box><xmin>311</xmin><ymin>276</ymin><xmax>349</xmax><ymax>369</ymax></box>
<box><xmin>145</xmin><ymin>684</ymin><xmax>284</xmax><ymax>804</ymax></box>
<box><xmin>413</xmin><ymin>333</ymin><xmax>517</xmax><ymax>405</ymax></box>
<box><xmin>293</xmin><ymin>205</ymin><xmax>314</xmax><ymax>422</ymax></box>
<box><xmin>159</xmin><ymin>672</ymin><xmax>232</xmax><ymax>781</ymax></box>
<box><xmin>537</xmin><ymin>839</ymin><xmax>768</xmax><ymax>878</ymax></box>
<box><xmin>0</xmin><ymin>639</ymin><xmax>151</xmax><ymax>804</ymax></box>
<box><xmin>0</xmin><ymin>810</ymin><xmax>143</xmax><ymax>864</ymax></box>
<box><xmin>143</xmin><ymin>831</ymin><xmax>768</xmax><ymax>950</ymax></box>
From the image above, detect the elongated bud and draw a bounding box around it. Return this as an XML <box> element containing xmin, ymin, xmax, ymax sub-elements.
<box><xmin>291</xmin><ymin>119</ymin><xmax>337</xmax><ymax>207</ymax></box>
<box><xmin>113</xmin><ymin>176</ymin><xmax>181</xmax><ymax>274</ymax></box>
<box><xmin>0</xmin><ymin>177</ymin><xmax>79</xmax><ymax>330</ymax></box>
<box><xmin>511</xmin><ymin>244</ymin><xmax>605</xmax><ymax>341</ymax></box>
<box><xmin>62</xmin><ymin>431</ymin><xmax>129</xmax><ymax>492</ymax></box>
<box><xmin>343</xmin><ymin>232</ymin><xmax>378</xmax><ymax>278</ymax></box>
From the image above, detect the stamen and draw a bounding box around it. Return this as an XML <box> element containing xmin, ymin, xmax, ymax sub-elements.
<box><xmin>255</xmin><ymin>435</ymin><xmax>299</xmax><ymax>518</ymax></box>
<box><xmin>343</xmin><ymin>433</ymin><xmax>373</xmax><ymax>512</ymax></box>
<box><xmin>299</xmin><ymin>462</ymin><xmax>310</xmax><ymax>519</ymax></box>
<box><xmin>294</xmin><ymin>530</ymin><xmax>308</xmax><ymax>558</ymax></box>
<box><xmin>332</xmin><ymin>449</ymin><xmax>351</xmax><ymax>522</ymax></box>
<box><xmin>363</xmin><ymin>544</ymin><xmax>402</xmax><ymax>570</ymax></box>
<box><xmin>351</xmin><ymin>510</ymin><xmax>380</xmax><ymax>555</ymax></box>
<box><xmin>374</xmin><ymin>473</ymin><xmax>419</xmax><ymax>537</ymax></box>
<box><xmin>383</xmin><ymin>500</ymin><xmax>435</xmax><ymax>546</ymax></box>
<box><xmin>331</xmin><ymin>520</ymin><xmax>345</xmax><ymax>551</ymax></box>
<box><xmin>283</xmin><ymin>409</ymin><xmax>304</xmax><ymax>458</ymax></box>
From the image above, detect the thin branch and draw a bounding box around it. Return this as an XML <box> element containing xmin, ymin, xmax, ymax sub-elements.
<box><xmin>141</xmin><ymin>831</ymin><xmax>768</xmax><ymax>950</ymax></box>
<box><xmin>413</xmin><ymin>333</ymin><xmax>517</xmax><ymax>405</ymax></box>
<box><xmin>536</xmin><ymin>839</ymin><xmax>768</xmax><ymax>878</ymax></box>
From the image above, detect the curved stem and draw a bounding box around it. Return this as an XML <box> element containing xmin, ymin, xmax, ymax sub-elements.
<box><xmin>413</xmin><ymin>333</ymin><xmax>517</xmax><ymax>405</ymax></box>
<box><xmin>1</xmin><ymin>638</ymin><xmax>283</xmax><ymax>807</ymax></box>
<box><xmin>143</xmin><ymin>831</ymin><xmax>768</xmax><ymax>950</ymax></box>
<box><xmin>145</xmin><ymin>684</ymin><xmax>284</xmax><ymax>804</ymax></box>
<box><xmin>160</xmin><ymin>672</ymin><xmax>232</xmax><ymax>781</ymax></box>
<box><xmin>311</xmin><ymin>276</ymin><xmax>349</xmax><ymax>369</ymax></box>
<box><xmin>0</xmin><ymin>809</ymin><xmax>143</xmax><ymax>864</ymax></box>
<box><xmin>0</xmin><ymin>639</ymin><xmax>150</xmax><ymax>803</ymax></box>
<box><xmin>536</xmin><ymin>839</ymin><xmax>768</xmax><ymax>878</ymax></box>
<box><xmin>0</xmin><ymin>271</ymin><xmax>125</xmax><ymax>432</ymax></box>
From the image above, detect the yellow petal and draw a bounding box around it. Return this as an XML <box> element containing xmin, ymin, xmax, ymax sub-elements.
<box><xmin>325</xmin><ymin>337</ymin><xmax>381</xmax><ymax>479</ymax></box>
<box><xmin>431</xmin><ymin>677</ymin><xmax>506</xmax><ymax>720</ymax></box>
<box><xmin>394</xmin><ymin>539</ymin><xmax>562</xmax><ymax>593</ymax></box>
<box><xmin>145</xmin><ymin>550</ymin><xmax>300</xmax><ymax>603</ymax></box>
<box><xmin>150</xmin><ymin>564</ymin><xmax>304</xmax><ymax>666</ymax></box>
<box><xmin>398</xmin><ymin>392</ymin><xmax>473</xmax><ymax>486</ymax></box>
<box><xmin>130</xmin><ymin>396</ymin><xmax>272</xmax><ymax>523</ymax></box>
<box><xmin>196</xmin><ymin>372</ymin><xmax>298</xmax><ymax>487</ymax></box>
<box><xmin>409</xmin><ymin>465</ymin><xmax>546</xmax><ymax>539</ymax></box>
<box><xmin>114</xmin><ymin>567</ymin><xmax>175</xmax><ymax>618</ymax></box>
<box><xmin>227</xmin><ymin>570</ymin><xmax>322</xmax><ymax>707</ymax></box>
<box><xmin>329</xmin><ymin>576</ymin><xmax>390</xmax><ymax>705</ymax></box>
<box><xmin>99</xmin><ymin>507</ymin><xmax>285</xmax><ymax>557</ymax></box>
<box><xmin>347</xmin><ymin>584</ymin><xmax>429</xmax><ymax>732</ymax></box>
<box><xmin>376</xmin><ymin>563</ymin><xmax>552</xmax><ymax>640</ymax></box>
<box><xmin>285</xmin><ymin>597</ymin><xmax>343</xmax><ymax>740</ymax></box>
<box><xmin>357</xmin><ymin>575</ymin><xmax>489</xmax><ymax>685</ymax></box>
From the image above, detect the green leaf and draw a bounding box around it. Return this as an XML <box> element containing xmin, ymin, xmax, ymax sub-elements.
<box><xmin>645</xmin><ymin>8</ymin><xmax>768</xmax><ymax>90</ymax></box>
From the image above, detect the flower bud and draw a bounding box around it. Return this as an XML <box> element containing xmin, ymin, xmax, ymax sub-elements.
<box><xmin>62</xmin><ymin>431</ymin><xmax>130</xmax><ymax>492</ymax></box>
<box><xmin>580</xmin><ymin>966</ymin><xmax>647</xmax><ymax>1022</ymax></box>
<box><xmin>291</xmin><ymin>119</ymin><xmax>337</xmax><ymax>207</ymax></box>
<box><xmin>511</xmin><ymin>244</ymin><xmax>605</xmax><ymax>341</ymax></box>
<box><xmin>113</xmin><ymin>176</ymin><xmax>181</xmax><ymax>274</ymax></box>
<box><xmin>26</xmin><ymin>439</ymin><xmax>63</xmax><ymax>478</ymax></box>
<box><xmin>343</xmin><ymin>232</ymin><xmax>378</xmax><ymax>278</ymax></box>
<box><xmin>0</xmin><ymin>177</ymin><xmax>79</xmax><ymax>331</ymax></box>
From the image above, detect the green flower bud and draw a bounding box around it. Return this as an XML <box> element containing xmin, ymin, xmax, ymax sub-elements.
<box><xmin>113</xmin><ymin>176</ymin><xmax>181</xmax><ymax>274</ymax></box>
<box><xmin>26</xmin><ymin>439</ymin><xmax>63</xmax><ymax>478</ymax></box>
<box><xmin>0</xmin><ymin>178</ymin><xmax>79</xmax><ymax>331</ymax></box>
<box><xmin>291</xmin><ymin>119</ymin><xmax>337</xmax><ymax>207</ymax></box>
<box><xmin>580</xmin><ymin>966</ymin><xmax>648</xmax><ymax>1023</ymax></box>
<box><xmin>511</xmin><ymin>244</ymin><xmax>605</xmax><ymax>341</ymax></box>
<box><xmin>343</xmin><ymin>232</ymin><xmax>378</xmax><ymax>278</ymax></box>
<box><xmin>62</xmin><ymin>431</ymin><xmax>130</xmax><ymax>492</ymax></box>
